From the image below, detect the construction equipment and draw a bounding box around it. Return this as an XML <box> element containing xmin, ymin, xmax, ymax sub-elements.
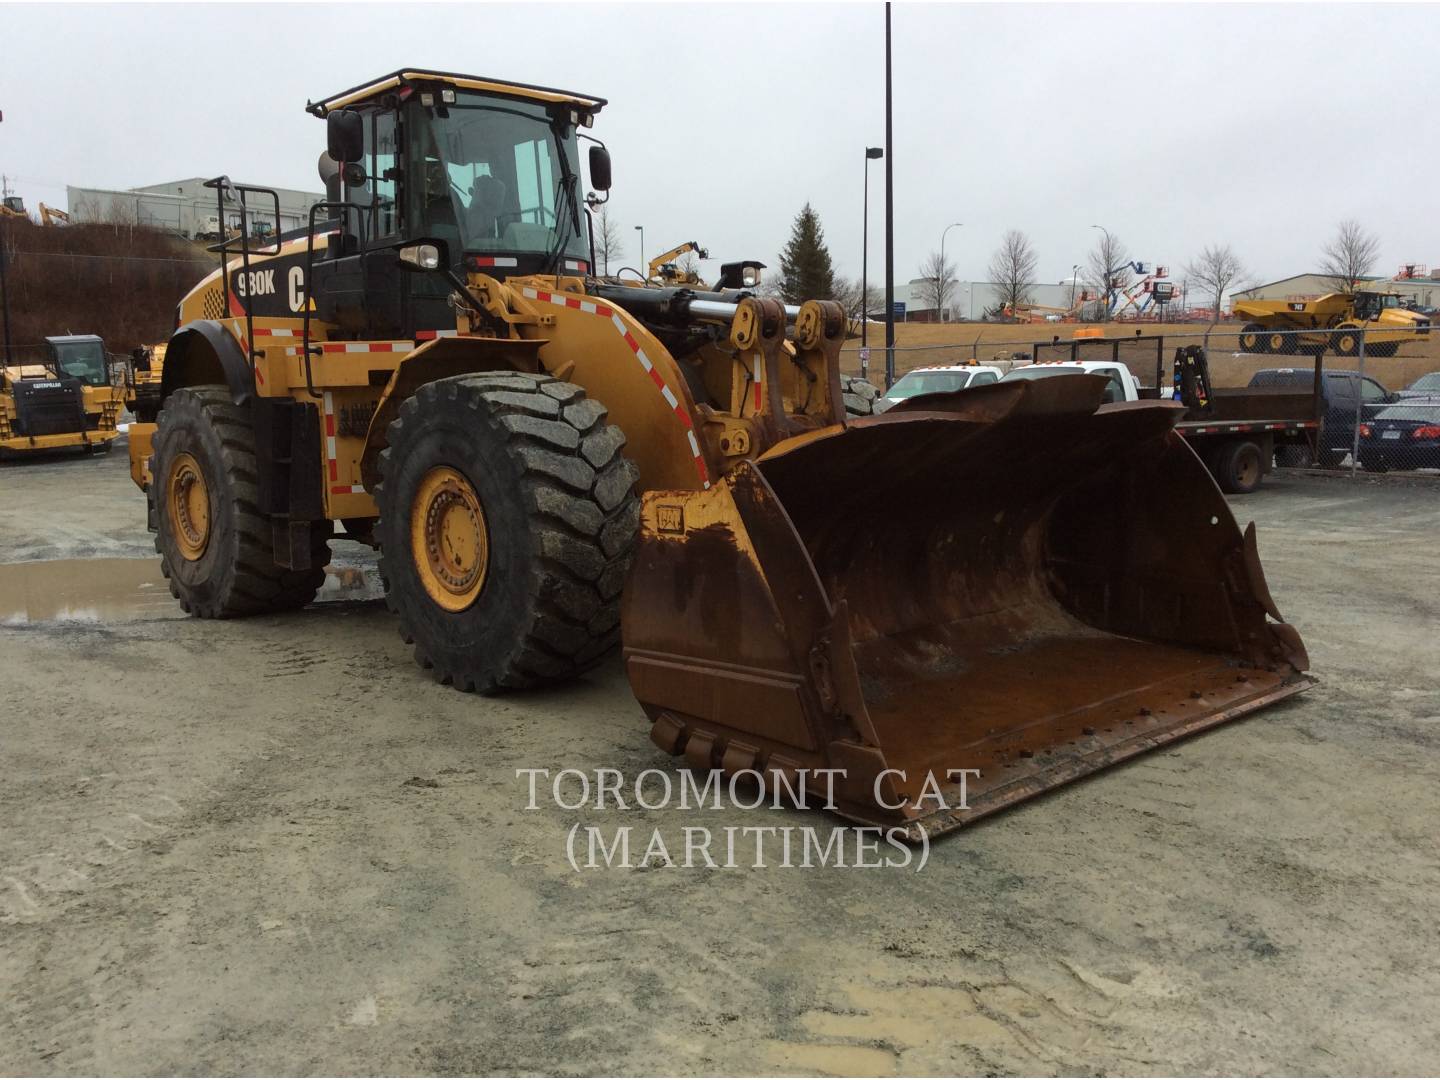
<box><xmin>644</xmin><ymin>240</ymin><xmax>708</xmax><ymax>286</ymax></box>
<box><xmin>38</xmin><ymin>203</ymin><xmax>69</xmax><ymax>227</ymax></box>
<box><xmin>123</xmin><ymin>342</ymin><xmax>166</xmax><ymax>422</ymax></box>
<box><xmin>1</xmin><ymin>195</ymin><xmax>27</xmax><ymax>220</ymax></box>
<box><xmin>1</xmin><ymin>335</ymin><xmax>123</xmax><ymax>456</ymax></box>
<box><xmin>1234</xmin><ymin>290</ymin><xmax>1429</xmax><ymax>357</ymax></box>
<box><xmin>126</xmin><ymin>69</ymin><xmax>1311</xmax><ymax>837</ymax></box>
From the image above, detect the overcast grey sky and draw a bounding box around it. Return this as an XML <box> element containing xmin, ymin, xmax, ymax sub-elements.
<box><xmin>3</xmin><ymin>2</ymin><xmax>1437</xmax><ymax>290</ymax></box>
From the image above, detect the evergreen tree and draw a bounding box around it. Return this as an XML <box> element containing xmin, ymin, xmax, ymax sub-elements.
<box><xmin>778</xmin><ymin>203</ymin><xmax>837</xmax><ymax>303</ymax></box>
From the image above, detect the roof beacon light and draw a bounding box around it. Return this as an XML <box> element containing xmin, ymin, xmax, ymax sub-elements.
<box><xmin>441</xmin><ymin>88</ymin><xmax>456</xmax><ymax>104</ymax></box>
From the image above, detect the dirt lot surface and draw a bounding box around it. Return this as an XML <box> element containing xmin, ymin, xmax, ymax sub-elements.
<box><xmin>2</xmin><ymin>441</ymin><xmax>1438</xmax><ymax>1076</ymax></box>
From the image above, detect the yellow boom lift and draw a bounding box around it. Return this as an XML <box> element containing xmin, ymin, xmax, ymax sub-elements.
<box><xmin>127</xmin><ymin>70</ymin><xmax>1311</xmax><ymax>836</ymax></box>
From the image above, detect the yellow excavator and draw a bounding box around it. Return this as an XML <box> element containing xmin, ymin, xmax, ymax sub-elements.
<box><xmin>126</xmin><ymin>69</ymin><xmax>1311</xmax><ymax>837</ymax></box>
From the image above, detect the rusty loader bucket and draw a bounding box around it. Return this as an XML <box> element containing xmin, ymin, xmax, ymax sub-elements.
<box><xmin>621</xmin><ymin>376</ymin><xmax>1313</xmax><ymax>840</ymax></box>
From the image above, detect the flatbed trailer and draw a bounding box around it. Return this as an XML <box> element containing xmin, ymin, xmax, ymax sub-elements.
<box><xmin>1002</xmin><ymin>347</ymin><xmax>1322</xmax><ymax>493</ymax></box>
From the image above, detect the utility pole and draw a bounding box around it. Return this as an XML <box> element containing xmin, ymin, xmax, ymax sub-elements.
<box><xmin>939</xmin><ymin>222</ymin><xmax>962</xmax><ymax>322</ymax></box>
<box><xmin>861</xmin><ymin>147</ymin><xmax>882</xmax><ymax>349</ymax></box>
<box><xmin>0</xmin><ymin>211</ymin><xmax>11</xmax><ymax>366</ymax></box>
<box><xmin>883</xmin><ymin>2</ymin><xmax>895</xmax><ymax>389</ymax></box>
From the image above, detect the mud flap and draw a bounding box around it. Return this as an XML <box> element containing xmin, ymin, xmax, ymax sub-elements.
<box><xmin>622</xmin><ymin>376</ymin><xmax>1314</xmax><ymax>839</ymax></box>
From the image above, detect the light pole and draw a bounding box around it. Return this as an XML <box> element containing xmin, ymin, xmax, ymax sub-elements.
<box><xmin>634</xmin><ymin>225</ymin><xmax>644</xmax><ymax>279</ymax></box>
<box><xmin>883</xmin><ymin>1</ymin><xmax>895</xmax><ymax>389</ymax></box>
<box><xmin>1069</xmin><ymin>263</ymin><xmax>1080</xmax><ymax>312</ymax></box>
<box><xmin>861</xmin><ymin>147</ymin><xmax>883</xmax><ymax>349</ymax></box>
<box><xmin>938</xmin><ymin>222</ymin><xmax>962</xmax><ymax>322</ymax></box>
<box><xmin>1090</xmin><ymin>224</ymin><xmax>1112</xmax><ymax>319</ymax></box>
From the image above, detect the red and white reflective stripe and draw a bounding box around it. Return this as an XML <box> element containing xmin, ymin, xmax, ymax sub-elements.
<box><xmin>415</xmin><ymin>329</ymin><xmax>462</xmax><ymax>340</ymax></box>
<box><xmin>322</xmin><ymin>391</ymin><xmax>340</xmax><ymax>485</ymax></box>
<box><xmin>320</xmin><ymin>392</ymin><xmax>366</xmax><ymax>497</ymax></box>
<box><xmin>564</xmin><ymin>259</ymin><xmax>589</xmax><ymax>273</ymax></box>
<box><xmin>248</xmin><ymin>327</ymin><xmax>297</xmax><ymax>338</ymax></box>
<box><xmin>753</xmin><ymin>356</ymin><xmax>763</xmax><ymax>412</ymax></box>
<box><xmin>521</xmin><ymin>286</ymin><xmax>709</xmax><ymax>489</ymax></box>
<box><xmin>471</xmin><ymin>256</ymin><xmax>518</xmax><ymax>268</ymax></box>
<box><xmin>283</xmin><ymin>341</ymin><xmax>411</xmax><ymax>355</ymax></box>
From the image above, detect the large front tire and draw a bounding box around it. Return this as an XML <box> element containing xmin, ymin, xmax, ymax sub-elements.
<box><xmin>375</xmin><ymin>372</ymin><xmax>640</xmax><ymax>693</ymax></box>
<box><xmin>151</xmin><ymin>386</ymin><xmax>329</xmax><ymax>617</ymax></box>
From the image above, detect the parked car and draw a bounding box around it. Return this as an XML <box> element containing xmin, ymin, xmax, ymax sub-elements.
<box><xmin>1247</xmin><ymin>368</ymin><xmax>1393</xmax><ymax>467</ymax></box>
<box><xmin>1397</xmin><ymin>371</ymin><xmax>1440</xmax><ymax>399</ymax></box>
<box><xmin>1357</xmin><ymin>398</ymin><xmax>1440</xmax><ymax>472</ymax></box>
<box><xmin>874</xmin><ymin>364</ymin><xmax>1003</xmax><ymax>412</ymax></box>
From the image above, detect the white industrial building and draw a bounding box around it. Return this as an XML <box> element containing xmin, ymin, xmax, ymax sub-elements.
<box><xmin>899</xmin><ymin>278</ymin><xmax>1084</xmax><ymax>322</ymax></box>
<box><xmin>1235</xmin><ymin>271</ymin><xmax>1440</xmax><ymax>310</ymax></box>
<box><xmin>66</xmin><ymin>177</ymin><xmax>324</xmax><ymax>240</ymax></box>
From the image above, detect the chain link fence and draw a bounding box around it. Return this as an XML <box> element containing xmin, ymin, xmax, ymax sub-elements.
<box><xmin>841</xmin><ymin>324</ymin><xmax>1440</xmax><ymax>479</ymax></box>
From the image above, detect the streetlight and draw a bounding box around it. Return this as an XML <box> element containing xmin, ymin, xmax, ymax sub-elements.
<box><xmin>634</xmin><ymin>225</ymin><xmax>644</xmax><ymax>279</ymax></box>
<box><xmin>939</xmin><ymin>222</ymin><xmax>962</xmax><ymax>323</ymax></box>
<box><xmin>1069</xmin><ymin>263</ymin><xmax>1080</xmax><ymax>312</ymax></box>
<box><xmin>861</xmin><ymin>147</ymin><xmax>883</xmax><ymax>350</ymax></box>
<box><xmin>1090</xmin><ymin>224</ymin><xmax>1112</xmax><ymax>318</ymax></box>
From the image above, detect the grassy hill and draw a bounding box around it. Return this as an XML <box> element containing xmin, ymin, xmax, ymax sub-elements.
<box><xmin>0</xmin><ymin>219</ymin><xmax>212</xmax><ymax>361</ymax></box>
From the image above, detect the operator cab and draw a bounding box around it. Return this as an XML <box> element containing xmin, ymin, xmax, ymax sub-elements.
<box><xmin>307</xmin><ymin>70</ymin><xmax>610</xmax><ymax>339</ymax></box>
<box><xmin>1354</xmin><ymin>291</ymin><xmax>1401</xmax><ymax>320</ymax></box>
<box><xmin>44</xmin><ymin>335</ymin><xmax>111</xmax><ymax>387</ymax></box>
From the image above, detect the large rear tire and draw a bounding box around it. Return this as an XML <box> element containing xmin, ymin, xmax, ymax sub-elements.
<box><xmin>150</xmin><ymin>386</ymin><xmax>329</xmax><ymax>617</ymax></box>
<box><xmin>1214</xmin><ymin>438</ymin><xmax>1265</xmax><ymax>494</ymax></box>
<box><xmin>840</xmin><ymin>375</ymin><xmax>880</xmax><ymax>417</ymax></box>
<box><xmin>375</xmin><ymin>372</ymin><xmax>640</xmax><ymax>693</ymax></box>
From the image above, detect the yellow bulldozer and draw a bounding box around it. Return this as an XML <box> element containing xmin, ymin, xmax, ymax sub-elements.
<box><xmin>1234</xmin><ymin>289</ymin><xmax>1429</xmax><ymax>357</ymax></box>
<box><xmin>127</xmin><ymin>69</ymin><xmax>1311</xmax><ymax>837</ymax></box>
<box><xmin>2</xmin><ymin>335</ymin><xmax>124</xmax><ymax>457</ymax></box>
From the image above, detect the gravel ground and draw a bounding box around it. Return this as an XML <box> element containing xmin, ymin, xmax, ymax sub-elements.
<box><xmin>1</xmin><ymin>440</ymin><xmax>1437</xmax><ymax>1076</ymax></box>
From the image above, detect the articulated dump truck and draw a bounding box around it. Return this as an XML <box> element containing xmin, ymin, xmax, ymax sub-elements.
<box><xmin>128</xmin><ymin>69</ymin><xmax>1312</xmax><ymax>839</ymax></box>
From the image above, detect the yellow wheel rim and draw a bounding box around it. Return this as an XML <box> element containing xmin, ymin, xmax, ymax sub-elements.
<box><xmin>1338</xmin><ymin>333</ymin><xmax>1356</xmax><ymax>353</ymax></box>
<box><xmin>167</xmin><ymin>451</ymin><xmax>211</xmax><ymax>560</ymax></box>
<box><xmin>1269</xmin><ymin>334</ymin><xmax>1287</xmax><ymax>352</ymax></box>
<box><xmin>411</xmin><ymin>465</ymin><xmax>489</xmax><ymax>613</ymax></box>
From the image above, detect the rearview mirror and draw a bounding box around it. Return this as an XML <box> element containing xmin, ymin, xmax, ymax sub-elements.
<box><xmin>327</xmin><ymin>110</ymin><xmax>364</xmax><ymax>163</ymax></box>
<box><xmin>588</xmin><ymin>145</ymin><xmax>612</xmax><ymax>192</ymax></box>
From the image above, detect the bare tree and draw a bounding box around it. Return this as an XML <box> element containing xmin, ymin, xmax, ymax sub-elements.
<box><xmin>593</xmin><ymin>205</ymin><xmax>624</xmax><ymax>276</ymax></box>
<box><xmin>1183</xmin><ymin>244</ymin><xmax>1248</xmax><ymax>321</ymax></box>
<box><xmin>1086</xmin><ymin>231</ymin><xmax>1131</xmax><ymax>321</ymax></box>
<box><xmin>915</xmin><ymin>250</ymin><xmax>957</xmax><ymax>321</ymax></box>
<box><xmin>832</xmin><ymin>276</ymin><xmax>884</xmax><ymax>334</ymax></box>
<box><xmin>987</xmin><ymin>230</ymin><xmax>1038</xmax><ymax>316</ymax></box>
<box><xmin>674</xmin><ymin>252</ymin><xmax>703</xmax><ymax>282</ymax></box>
<box><xmin>1318</xmin><ymin>219</ymin><xmax>1381</xmax><ymax>295</ymax></box>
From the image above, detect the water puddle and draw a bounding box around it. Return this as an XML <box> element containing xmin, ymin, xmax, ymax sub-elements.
<box><xmin>0</xmin><ymin>558</ymin><xmax>384</xmax><ymax>626</ymax></box>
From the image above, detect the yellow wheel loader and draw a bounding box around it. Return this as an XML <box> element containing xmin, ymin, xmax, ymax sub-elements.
<box><xmin>1234</xmin><ymin>290</ymin><xmax>1428</xmax><ymax>357</ymax></box>
<box><xmin>127</xmin><ymin>69</ymin><xmax>1311</xmax><ymax>837</ymax></box>
<box><xmin>1</xmin><ymin>335</ymin><xmax>123</xmax><ymax>457</ymax></box>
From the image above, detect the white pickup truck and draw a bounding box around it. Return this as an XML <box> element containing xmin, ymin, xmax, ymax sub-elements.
<box><xmin>1001</xmin><ymin>358</ymin><xmax>1320</xmax><ymax>493</ymax></box>
<box><xmin>874</xmin><ymin>364</ymin><xmax>1005</xmax><ymax>413</ymax></box>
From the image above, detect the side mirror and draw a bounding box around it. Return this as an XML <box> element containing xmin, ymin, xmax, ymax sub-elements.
<box><xmin>327</xmin><ymin>110</ymin><xmax>364</xmax><ymax>164</ymax></box>
<box><xmin>588</xmin><ymin>145</ymin><xmax>612</xmax><ymax>192</ymax></box>
<box><xmin>398</xmin><ymin>239</ymin><xmax>449</xmax><ymax>272</ymax></box>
